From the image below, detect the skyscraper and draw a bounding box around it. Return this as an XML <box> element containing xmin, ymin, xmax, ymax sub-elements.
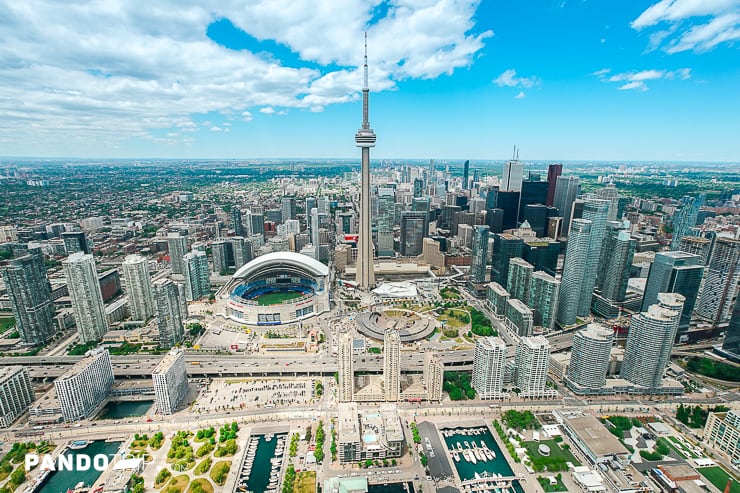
<box><xmin>567</xmin><ymin>323</ymin><xmax>613</xmax><ymax>392</ymax></box>
<box><xmin>281</xmin><ymin>196</ymin><xmax>296</xmax><ymax>222</ymax></box>
<box><xmin>519</xmin><ymin>179</ymin><xmax>548</xmax><ymax>222</ymax></box>
<box><xmin>545</xmin><ymin>164</ymin><xmax>562</xmax><ymax>207</ymax></box>
<box><xmin>1</xmin><ymin>251</ymin><xmax>56</xmax><ymax>345</ymax></box>
<box><xmin>355</xmin><ymin>34</ymin><xmax>377</xmax><ymax>290</ymax></box>
<box><xmin>122</xmin><ymin>254</ymin><xmax>154</xmax><ymax>322</ymax></box>
<box><xmin>552</xmin><ymin>176</ymin><xmax>579</xmax><ymax>234</ymax></box>
<box><xmin>55</xmin><ymin>348</ymin><xmax>114</xmax><ymax>422</ymax></box>
<box><xmin>507</xmin><ymin>257</ymin><xmax>533</xmax><ymax>303</ymax></box>
<box><xmin>506</xmin><ymin>298</ymin><xmax>534</xmax><ymax>337</ymax></box>
<box><xmin>231</xmin><ymin>207</ymin><xmax>244</xmax><ymax>236</ymax></box>
<box><xmin>424</xmin><ymin>352</ymin><xmax>444</xmax><ymax>402</ymax></box>
<box><xmin>579</xmin><ymin>199</ymin><xmax>610</xmax><ymax>317</ymax></box>
<box><xmin>670</xmin><ymin>194</ymin><xmax>705</xmax><ymax>250</ymax></box>
<box><xmin>182</xmin><ymin>250</ymin><xmax>209</xmax><ymax>301</ymax></box>
<box><xmin>230</xmin><ymin>236</ymin><xmax>252</xmax><ymax>269</ymax></box>
<box><xmin>678</xmin><ymin>235</ymin><xmax>712</xmax><ymax>265</ymax></box>
<box><xmin>528</xmin><ymin>271</ymin><xmax>560</xmax><ymax>331</ymax></box>
<box><xmin>152</xmin><ymin>278</ymin><xmax>186</xmax><ymax>348</ymax></box>
<box><xmin>491</xmin><ymin>233</ymin><xmax>524</xmax><ymax>285</ymax></box>
<box><xmin>502</xmin><ymin>158</ymin><xmax>524</xmax><ymax>192</ymax></box>
<box><xmin>720</xmin><ymin>295</ymin><xmax>740</xmax><ymax>362</ymax></box>
<box><xmin>462</xmin><ymin>159</ymin><xmax>470</xmax><ymax>190</ymax></box>
<box><xmin>63</xmin><ymin>252</ymin><xmax>108</xmax><ymax>343</ymax></box>
<box><xmin>152</xmin><ymin>348</ymin><xmax>189</xmax><ymax>415</ymax></box>
<box><xmin>472</xmin><ymin>336</ymin><xmax>507</xmax><ymax>399</ymax></box>
<box><xmin>696</xmin><ymin>237</ymin><xmax>740</xmax><ymax>325</ymax></box>
<box><xmin>621</xmin><ymin>293</ymin><xmax>684</xmax><ymax>390</ymax></box>
<box><xmin>376</xmin><ymin>188</ymin><xmax>396</xmax><ymax>257</ymax></box>
<box><xmin>642</xmin><ymin>251</ymin><xmax>704</xmax><ymax>330</ymax></box>
<box><xmin>515</xmin><ymin>336</ymin><xmax>551</xmax><ymax>398</ymax></box>
<box><xmin>167</xmin><ymin>232</ymin><xmax>188</xmax><ymax>275</ymax></box>
<box><xmin>400</xmin><ymin>211</ymin><xmax>427</xmax><ymax>257</ymax></box>
<box><xmin>470</xmin><ymin>225</ymin><xmax>490</xmax><ymax>283</ymax></box>
<box><xmin>338</xmin><ymin>331</ymin><xmax>354</xmax><ymax>402</ymax></box>
<box><xmin>557</xmin><ymin>219</ymin><xmax>592</xmax><ymax>327</ymax></box>
<box><xmin>593</xmin><ymin>222</ymin><xmax>636</xmax><ymax>318</ymax></box>
<box><xmin>383</xmin><ymin>328</ymin><xmax>401</xmax><ymax>402</ymax></box>
<box><xmin>0</xmin><ymin>367</ymin><xmax>34</xmax><ymax>428</ymax></box>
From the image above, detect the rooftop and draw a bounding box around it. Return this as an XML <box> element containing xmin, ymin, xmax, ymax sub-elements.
<box><xmin>563</xmin><ymin>414</ymin><xmax>629</xmax><ymax>458</ymax></box>
<box><xmin>153</xmin><ymin>348</ymin><xmax>184</xmax><ymax>374</ymax></box>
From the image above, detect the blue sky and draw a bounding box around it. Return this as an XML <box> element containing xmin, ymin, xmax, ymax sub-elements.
<box><xmin>0</xmin><ymin>0</ymin><xmax>738</xmax><ymax>161</ymax></box>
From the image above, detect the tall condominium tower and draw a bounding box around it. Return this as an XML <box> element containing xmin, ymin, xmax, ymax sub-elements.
<box><xmin>355</xmin><ymin>34</ymin><xmax>377</xmax><ymax>290</ymax></box>
<box><xmin>528</xmin><ymin>271</ymin><xmax>560</xmax><ymax>331</ymax></box>
<box><xmin>62</xmin><ymin>252</ymin><xmax>108</xmax><ymax>343</ymax></box>
<box><xmin>595</xmin><ymin>183</ymin><xmax>621</xmax><ymax>221</ymax></box>
<box><xmin>552</xmin><ymin>176</ymin><xmax>580</xmax><ymax>234</ymax></box>
<box><xmin>152</xmin><ymin>278</ymin><xmax>186</xmax><ymax>348</ymax></box>
<box><xmin>621</xmin><ymin>293</ymin><xmax>684</xmax><ymax>390</ymax></box>
<box><xmin>230</xmin><ymin>236</ymin><xmax>252</xmax><ymax>269</ymax></box>
<box><xmin>696</xmin><ymin>237</ymin><xmax>740</xmax><ymax>325</ymax></box>
<box><xmin>1</xmin><ymin>251</ymin><xmax>56</xmax><ymax>345</ymax></box>
<box><xmin>545</xmin><ymin>164</ymin><xmax>562</xmax><ymax>207</ymax></box>
<box><xmin>462</xmin><ymin>160</ymin><xmax>470</xmax><ymax>189</ymax></box>
<box><xmin>641</xmin><ymin>251</ymin><xmax>703</xmax><ymax>330</ymax></box>
<box><xmin>472</xmin><ymin>336</ymin><xmax>507</xmax><ymax>399</ymax></box>
<box><xmin>566</xmin><ymin>323</ymin><xmax>613</xmax><ymax>392</ymax></box>
<box><xmin>557</xmin><ymin>219</ymin><xmax>592</xmax><ymax>327</ymax></box>
<box><xmin>383</xmin><ymin>328</ymin><xmax>401</xmax><ymax>402</ymax></box>
<box><xmin>507</xmin><ymin>257</ymin><xmax>533</xmax><ymax>303</ymax></box>
<box><xmin>0</xmin><ymin>367</ymin><xmax>34</xmax><ymax>428</ymax></box>
<box><xmin>579</xmin><ymin>199</ymin><xmax>610</xmax><ymax>317</ymax></box>
<box><xmin>211</xmin><ymin>240</ymin><xmax>230</xmax><ymax>273</ymax></box>
<box><xmin>593</xmin><ymin>222</ymin><xmax>636</xmax><ymax>318</ymax></box>
<box><xmin>183</xmin><ymin>251</ymin><xmax>210</xmax><ymax>301</ymax></box>
<box><xmin>470</xmin><ymin>225</ymin><xmax>490</xmax><ymax>283</ymax></box>
<box><xmin>424</xmin><ymin>352</ymin><xmax>444</xmax><ymax>402</ymax></box>
<box><xmin>61</xmin><ymin>231</ymin><xmax>90</xmax><ymax>255</ymax></box>
<box><xmin>167</xmin><ymin>232</ymin><xmax>188</xmax><ymax>275</ymax></box>
<box><xmin>678</xmin><ymin>235</ymin><xmax>712</xmax><ymax>265</ymax></box>
<box><xmin>376</xmin><ymin>188</ymin><xmax>396</xmax><ymax>257</ymax></box>
<box><xmin>281</xmin><ymin>196</ymin><xmax>296</xmax><ymax>222</ymax></box>
<box><xmin>670</xmin><ymin>194</ymin><xmax>704</xmax><ymax>250</ymax></box>
<box><xmin>152</xmin><ymin>348</ymin><xmax>189</xmax><ymax>415</ymax></box>
<box><xmin>122</xmin><ymin>254</ymin><xmax>154</xmax><ymax>321</ymax></box>
<box><xmin>515</xmin><ymin>336</ymin><xmax>551</xmax><ymax>398</ymax></box>
<box><xmin>231</xmin><ymin>207</ymin><xmax>244</xmax><ymax>236</ymax></box>
<box><xmin>55</xmin><ymin>349</ymin><xmax>114</xmax><ymax>422</ymax></box>
<box><xmin>720</xmin><ymin>295</ymin><xmax>740</xmax><ymax>361</ymax></box>
<box><xmin>338</xmin><ymin>331</ymin><xmax>354</xmax><ymax>402</ymax></box>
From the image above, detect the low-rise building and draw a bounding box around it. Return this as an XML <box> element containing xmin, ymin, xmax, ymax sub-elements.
<box><xmin>336</xmin><ymin>403</ymin><xmax>404</xmax><ymax>463</ymax></box>
<box><xmin>704</xmin><ymin>410</ymin><xmax>740</xmax><ymax>463</ymax></box>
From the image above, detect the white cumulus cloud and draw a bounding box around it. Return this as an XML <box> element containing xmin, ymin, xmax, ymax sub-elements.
<box><xmin>493</xmin><ymin>69</ymin><xmax>541</xmax><ymax>88</ymax></box>
<box><xmin>0</xmin><ymin>0</ymin><xmax>493</xmax><ymax>154</ymax></box>
<box><xmin>631</xmin><ymin>0</ymin><xmax>740</xmax><ymax>53</ymax></box>
<box><xmin>595</xmin><ymin>67</ymin><xmax>692</xmax><ymax>90</ymax></box>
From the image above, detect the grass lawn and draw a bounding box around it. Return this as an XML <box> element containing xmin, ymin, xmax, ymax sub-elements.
<box><xmin>294</xmin><ymin>471</ymin><xmax>317</xmax><ymax>493</ymax></box>
<box><xmin>163</xmin><ymin>474</ymin><xmax>190</xmax><ymax>493</ymax></box>
<box><xmin>697</xmin><ymin>467</ymin><xmax>740</xmax><ymax>493</ymax></box>
<box><xmin>256</xmin><ymin>291</ymin><xmax>304</xmax><ymax>306</ymax></box>
<box><xmin>209</xmin><ymin>461</ymin><xmax>231</xmax><ymax>486</ymax></box>
<box><xmin>0</xmin><ymin>317</ymin><xmax>15</xmax><ymax>332</ymax></box>
<box><xmin>437</xmin><ymin>309</ymin><xmax>470</xmax><ymax>329</ymax></box>
<box><xmin>537</xmin><ymin>476</ymin><xmax>568</xmax><ymax>492</ymax></box>
<box><xmin>186</xmin><ymin>478</ymin><xmax>214</xmax><ymax>493</ymax></box>
<box><xmin>524</xmin><ymin>440</ymin><xmax>581</xmax><ymax>465</ymax></box>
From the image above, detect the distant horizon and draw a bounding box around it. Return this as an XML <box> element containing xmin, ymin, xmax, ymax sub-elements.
<box><xmin>1</xmin><ymin>156</ymin><xmax>739</xmax><ymax>166</ymax></box>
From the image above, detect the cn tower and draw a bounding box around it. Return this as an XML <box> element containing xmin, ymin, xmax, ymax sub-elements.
<box><xmin>355</xmin><ymin>33</ymin><xmax>376</xmax><ymax>289</ymax></box>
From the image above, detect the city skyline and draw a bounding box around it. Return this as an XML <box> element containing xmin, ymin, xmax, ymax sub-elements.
<box><xmin>0</xmin><ymin>1</ymin><xmax>737</xmax><ymax>161</ymax></box>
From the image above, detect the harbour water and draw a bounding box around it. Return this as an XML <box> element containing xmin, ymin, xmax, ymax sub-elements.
<box><xmin>37</xmin><ymin>440</ymin><xmax>122</xmax><ymax>493</ymax></box>
<box><xmin>97</xmin><ymin>400</ymin><xmax>153</xmax><ymax>419</ymax></box>
<box><xmin>442</xmin><ymin>427</ymin><xmax>524</xmax><ymax>493</ymax></box>
<box><xmin>235</xmin><ymin>433</ymin><xmax>287</xmax><ymax>493</ymax></box>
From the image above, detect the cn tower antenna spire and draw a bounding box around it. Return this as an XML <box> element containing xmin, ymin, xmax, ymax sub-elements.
<box><xmin>363</xmin><ymin>32</ymin><xmax>369</xmax><ymax>90</ymax></box>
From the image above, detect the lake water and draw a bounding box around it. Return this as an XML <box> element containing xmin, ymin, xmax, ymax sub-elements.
<box><xmin>235</xmin><ymin>433</ymin><xmax>287</xmax><ymax>493</ymax></box>
<box><xmin>368</xmin><ymin>482</ymin><xmax>415</xmax><ymax>493</ymax></box>
<box><xmin>37</xmin><ymin>440</ymin><xmax>123</xmax><ymax>493</ymax></box>
<box><xmin>443</xmin><ymin>427</ymin><xmax>524</xmax><ymax>493</ymax></box>
<box><xmin>97</xmin><ymin>400</ymin><xmax>153</xmax><ymax>419</ymax></box>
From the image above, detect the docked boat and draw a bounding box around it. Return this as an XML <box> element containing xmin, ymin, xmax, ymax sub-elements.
<box><xmin>69</xmin><ymin>440</ymin><xmax>90</xmax><ymax>450</ymax></box>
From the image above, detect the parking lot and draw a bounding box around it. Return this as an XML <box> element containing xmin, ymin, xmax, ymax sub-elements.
<box><xmin>192</xmin><ymin>377</ymin><xmax>316</xmax><ymax>412</ymax></box>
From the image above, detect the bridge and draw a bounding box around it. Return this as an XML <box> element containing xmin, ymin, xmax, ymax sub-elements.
<box><xmin>459</xmin><ymin>471</ymin><xmax>524</xmax><ymax>490</ymax></box>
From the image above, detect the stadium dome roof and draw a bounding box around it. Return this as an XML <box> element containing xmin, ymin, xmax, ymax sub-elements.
<box><xmin>233</xmin><ymin>252</ymin><xmax>328</xmax><ymax>280</ymax></box>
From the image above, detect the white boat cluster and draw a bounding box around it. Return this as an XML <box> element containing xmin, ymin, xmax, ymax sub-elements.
<box><xmin>235</xmin><ymin>434</ymin><xmax>286</xmax><ymax>493</ymax></box>
<box><xmin>449</xmin><ymin>440</ymin><xmax>496</xmax><ymax>464</ymax></box>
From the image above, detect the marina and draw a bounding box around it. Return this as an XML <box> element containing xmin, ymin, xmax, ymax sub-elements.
<box><xmin>34</xmin><ymin>440</ymin><xmax>122</xmax><ymax>493</ymax></box>
<box><xmin>233</xmin><ymin>433</ymin><xmax>287</xmax><ymax>493</ymax></box>
<box><xmin>442</xmin><ymin>427</ymin><xmax>524</xmax><ymax>493</ymax></box>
